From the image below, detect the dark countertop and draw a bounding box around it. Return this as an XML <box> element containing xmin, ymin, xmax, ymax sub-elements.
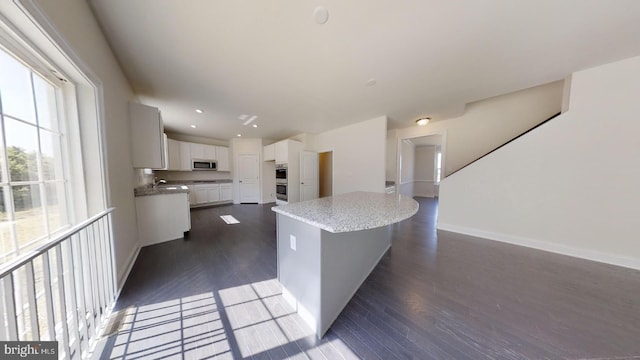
<box><xmin>134</xmin><ymin>184</ymin><xmax>190</xmax><ymax>197</ymax></box>
<box><xmin>166</xmin><ymin>179</ymin><xmax>232</xmax><ymax>185</ymax></box>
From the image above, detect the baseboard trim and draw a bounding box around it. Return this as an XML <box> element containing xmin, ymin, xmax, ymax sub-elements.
<box><xmin>116</xmin><ymin>244</ymin><xmax>141</xmax><ymax>294</ymax></box>
<box><xmin>437</xmin><ymin>223</ymin><xmax>640</xmax><ymax>271</ymax></box>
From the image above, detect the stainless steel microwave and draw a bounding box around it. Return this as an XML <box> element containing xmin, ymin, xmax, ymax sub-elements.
<box><xmin>192</xmin><ymin>159</ymin><xmax>217</xmax><ymax>171</ymax></box>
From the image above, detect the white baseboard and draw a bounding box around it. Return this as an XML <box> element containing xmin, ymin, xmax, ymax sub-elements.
<box><xmin>437</xmin><ymin>223</ymin><xmax>640</xmax><ymax>271</ymax></box>
<box><xmin>116</xmin><ymin>243</ymin><xmax>141</xmax><ymax>294</ymax></box>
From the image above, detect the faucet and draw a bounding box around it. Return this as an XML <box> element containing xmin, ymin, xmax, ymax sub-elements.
<box><xmin>152</xmin><ymin>177</ymin><xmax>167</xmax><ymax>189</ymax></box>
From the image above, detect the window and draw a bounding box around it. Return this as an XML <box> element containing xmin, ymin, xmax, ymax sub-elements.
<box><xmin>435</xmin><ymin>150</ymin><xmax>442</xmax><ymax>183</ymax></box>
<box><xmin>0</xmin><ymin>46</ymin><xmax>71</xmax><ymax>265</ymax></box>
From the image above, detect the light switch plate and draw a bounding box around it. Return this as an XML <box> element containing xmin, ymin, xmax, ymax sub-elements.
<box><xmin>290</xmin><ymin>235</ymin><xmax>296</xmax><ymax>251</ymax></box>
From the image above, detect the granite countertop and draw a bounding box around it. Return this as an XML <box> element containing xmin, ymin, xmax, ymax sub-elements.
<box><xmin>271</xmin><ymin>191</ymin><xmax>419</xmax><ymax>233</ymax></box>
<box><xmin>134</xmin><ymin>184</ymin><xmax>190</xmax><ymax>197</ymax></box>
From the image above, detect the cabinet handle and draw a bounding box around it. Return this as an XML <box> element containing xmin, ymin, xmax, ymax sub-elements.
<box><xmin>301</xmin><ymin>182</ymin><xmax>305</xmax><ymax>185</ymax></box>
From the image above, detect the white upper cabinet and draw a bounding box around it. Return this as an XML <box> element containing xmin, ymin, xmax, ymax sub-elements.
<box><xmin>216</xmin><ymin>146</ymin><xmax>230</xmax><ymax>171</ymax></box>
<box><xmin>275</xmin><ymin>141</ymin><xmax>287</xmax><ymax>163</ymax></box>
<box><xmin>164</xmin><ymin>138</ymin><xmax>229</xmax><ymax>172</ymax></box>
<box><xmin>130</xmin><ymin>102</ymin><xmax>165</xmax><ymax>168</ymax></box>
<box><xmin>205</xmin><ymin>145</ymin><xmax>216</xmax><ymax>160</ymax></box>
<box><xmin>179</xmin><ymin>141</ymin><xmax>192</xmax><ymax>171</ymax></box>
<box><xmin>190</xmin><ymin>142</ymin><xmax>204</xmax><ymax>159</ymax></box>
<box><xmin>274</xmin><ymin>139</ymin><xmax>301</xmax><ymax>164</ymax></box>
<box><xmin>263</xmin><ymin>144</ymin><xmax>275</xmax><ymax>161</ymax></box>
<box><xmin>167</xmin><ymin>138</ymin><xmax>181</xmax><ymax>170</ymax></box>
<box><xmin>191</xmin><ymin>142</ymin><xmax>216</xmax><ymax>160</ymax></box>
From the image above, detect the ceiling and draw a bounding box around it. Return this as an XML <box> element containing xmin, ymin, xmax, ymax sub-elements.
<box><xmin>88</xmin><ymin>0</ymin><xmax>640</xmax><ymax>141</ymax></box>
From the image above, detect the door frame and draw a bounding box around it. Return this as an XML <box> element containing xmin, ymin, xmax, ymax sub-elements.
<box><xmin>396</xmin><ymin>130</ymin><xmax>447</xmax><ymax>198</ymax></box>
<box><xmin>236</xmin><ymin>153</ymin><xmax>260</xmax><ymax>204</ymax></box>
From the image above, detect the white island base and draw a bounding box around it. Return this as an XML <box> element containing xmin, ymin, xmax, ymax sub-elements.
<box><xmin>272</xmin><ymin>191</ymin><xmax>419</xmax><ymax>338</ymax></box>
<box><xmin>277</xmin><ymin>214</ymin><xmax>391</xmax><ymax>338</ymax></box>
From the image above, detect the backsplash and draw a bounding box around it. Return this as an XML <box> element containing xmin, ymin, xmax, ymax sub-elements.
<box><xmin>135</xmin><ymin>168</ymin><xmax>154</xmax><ymax>187</ymax></box>
<box><xmin>154</xmin><ymin>170</ymin><xmax>232</xmax><ymax>182</ymax></box>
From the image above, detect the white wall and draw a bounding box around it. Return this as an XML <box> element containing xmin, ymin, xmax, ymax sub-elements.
<box><xmin>307</xmin><ymin>116</ymin><xmax>387</xmax><ymax>195</ymax></box>
<box><xmin>398</xmin><ymin>140</ymin><xmax>415</xmax><ymax>197</ymax></box>
<box><xmin>438</xmin><ymin>55</ymin><xmax>640</xmax><ymax>270</ymax></box>
<box><xmin>386</xmin><ymin>130</ymin><xmax>397</xmax><ymax>182</ymax></box>
<box><xmin>391</xmin><ymin>81</ymin><xmax>563</xmax><ymax>177</ymax></box>
<box><xmin>414</xmin><ymin>146</ymin><xmax>436</xmax><ymax>197</ymax></box>
<box><xmin>32</xmin><ymin>0</ymin><xmax>139</xmax><ymax>286</ymax></box>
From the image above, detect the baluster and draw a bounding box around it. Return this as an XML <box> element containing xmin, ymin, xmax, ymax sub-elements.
<box><xmin>71</xmin><ymin>233</ymin><xmax>90</xmax><ymax>356</ymax></box>
<box><xmin>87</xmin><ymin>224</ymin><xmax>100</xmax><ymax>334</ymax></box>
<box><xmin>62</xmin><ymin>239</ymin><xmax>81</xmax><ymax>359</ymax></box>
<box><xmin>1</xmin><ymin>275</ymin><xmax>18</xmax><ymax>340</ymax></box>
<box><xmin>95</xmin><ymin>219</ymin><xmax>107</xmax><ymax>313</ymax></box>
<box><xmin>105</xmin><ymin>214</ymin><xmax>116</xmax><ymax>301</ymax></box>
<box><xmin>54</xmin><ymin>244</ymin><xmax>70</xmax><ymax>360</ymax></box>
<box><xmin>41</xmin><ymin>251</ymin><xmax>56</xmax><ymax>341</ymax></box>
<box><xmin>24</xmin><ymin>261</ymin><xmax>40</xmax><ymax>340</ymax></box>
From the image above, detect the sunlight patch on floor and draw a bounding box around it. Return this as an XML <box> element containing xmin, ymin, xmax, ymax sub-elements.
<box><xmin>103</xmin><ymin>279</ymin><xmax>359</xmax><ymax>359</ymax></box>
<box><xmin>218</xmin><ymin>279</ymin><xmax>315</xmax><ymax>358</ymax></box>
<box><xmin>109</xmin><ymin>292</ymin><xmax>231</xmax><ymax>359</ymax></box>
<box><xmin>219</xmin><ymin>215</ymin><xmax>240</xmax><ymax>224</ymax></box>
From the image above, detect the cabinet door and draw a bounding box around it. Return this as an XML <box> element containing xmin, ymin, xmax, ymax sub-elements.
<box><xmin>167</xmin><ymin>138</ymin><xmax>181</xmax><ymax>170</ymax></box>
<box><xmin>130</xmin><ymin>102</ymin><xmax>165</xmax><ymax>168</ymax></box>
<box><xmin>207</xmin><ymin>184</ymin><xmax>220</xmax><ymax>202</ymax></box>
<box><xmin>204</xmin><ymin>145</ymin><xmax>216</xmax><ymax>160</ymax></box>
<box><xmin>220</xmin><ymin>184</ymin><xmax>232</xmax><ymax>201</ymax></box>
<box><xmin>194</xmin><ymin>187</ymin><xmax>208</xmax><ymax>204</ymax></box>
<box><xmin>216</xmin><ymin>146</ymin><xmax>230</xmax><ymax>171</ymax></box>
<box><xmin>190</xmin><ymin>143</ymin><xmax>205</xmax><ymax>159</ymax></box>
<box><xmin>263</xmin><ymin>144</ymin><xmax>275</xmax><ymax>161</ymax></box>
<box><xmin>275</xmin><ymin>141</ymin><xmax>287</xmax><ymax>163</ymax></box>
<box><xmin>179</xmin><ymin>141</ymin><xmax>192</xmax><ymax>171</ymax></box>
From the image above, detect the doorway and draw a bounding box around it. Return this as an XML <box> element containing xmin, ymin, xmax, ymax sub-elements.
<box><xmin>318</xmin><ymin>151</ymin><xmax>333</xmax><ymax>198</ymax></box>
<box><xmin>238</xmin><ymin>154</ymin><xmax>259</xmax><ymax>203</ymax></box>
<box><xmin>397</xmin><ymin>133</ymin><xmax>445</xmax><ymax>199</ymax></box>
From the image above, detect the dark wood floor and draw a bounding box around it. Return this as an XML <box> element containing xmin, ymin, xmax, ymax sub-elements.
<box><xmin>100</xmin><ymin>198</ymin><xmax>640</xmax><ymax>360</ymax></box>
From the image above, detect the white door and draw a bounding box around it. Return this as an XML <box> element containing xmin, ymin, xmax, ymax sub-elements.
<box><xmin>238</xmin><ymin>154</ymin><xmax>260</xmax><ymax>203</ymax></box>
<box><xmin>300</xmin><ymin>151</ymin><xmax>319</xmax><ymax>201</ymax></box>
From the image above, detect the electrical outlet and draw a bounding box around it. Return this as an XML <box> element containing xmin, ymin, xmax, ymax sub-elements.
<box><xmin>290</xmin><ymin>235</ymin><xmax>296</xmax><ymax>251</ymax></box>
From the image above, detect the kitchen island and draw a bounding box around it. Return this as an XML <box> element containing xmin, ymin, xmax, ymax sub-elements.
<box><xmin>134</xmin><ymin>184</ymin><xmax>191</xmax><ymax>246</ymax></box>
<box><xmin>272</xmin><ymin>191</ymin><xmax>418</xmax><ymax>338</ymax></box>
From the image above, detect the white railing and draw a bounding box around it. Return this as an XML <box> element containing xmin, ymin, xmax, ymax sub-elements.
<box><xmin>0</xmin><ymin>208</ymin><xmax>116</xmax><ymax>360</ymax></box>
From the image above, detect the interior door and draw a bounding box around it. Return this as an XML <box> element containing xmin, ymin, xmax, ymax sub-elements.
<box><xmin>300</xmin><ymin>151</ymin><xmax>319</xmax><ymax>201</ymax></box>
<box><xmin>238</xmin><ymin>154</ymin><xmax>260</xmax><ymax>203</ymax></box>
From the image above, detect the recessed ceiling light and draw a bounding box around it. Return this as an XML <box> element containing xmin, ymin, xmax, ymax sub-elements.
<box><xmin>195</xmin><ymin>109</ymin><xmax>203</xmax><ymax>114</ymax></box>
<box><xmin>190</xmin><ymin>124</ymin><xmax>197</xmax><ymax>128</ymax></box>
<box><xmin>252</xmin><ymin>124</ymin><xmax>258</xmax><ymax>128</ymax></box>
<box><xmin>237</xmin><ymin>134</ymin><xmax>242</xmax><ymax>137</ymax></box>
<box><xmin>238</xmin><ymin>114</ymin><xmax>249</xmax><ymax>121</ymax></box>
<box><xmin>365</xmin><ymin>78</ymin><xmax>377</xmax><ymax>87</ymax></box>
<box><xmin>416</xmin><ymin>118</ymin><xmax>430</xmax><ymax>126</ymax></box>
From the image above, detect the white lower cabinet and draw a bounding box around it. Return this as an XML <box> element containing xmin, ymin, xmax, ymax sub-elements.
<box><xmin>135</xmin><ymin>193</ymin><xmax>191</xmax><ymax>246</ymax></box>
<box><xmin>191</xmin><ymin>183</ymin><xmax>232</xmax><ymax>206</ymax></box>
<box><xmin>220</xmin><ymin>184</ymin><xmax>232</xmax><ymax>201</ymax></box>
